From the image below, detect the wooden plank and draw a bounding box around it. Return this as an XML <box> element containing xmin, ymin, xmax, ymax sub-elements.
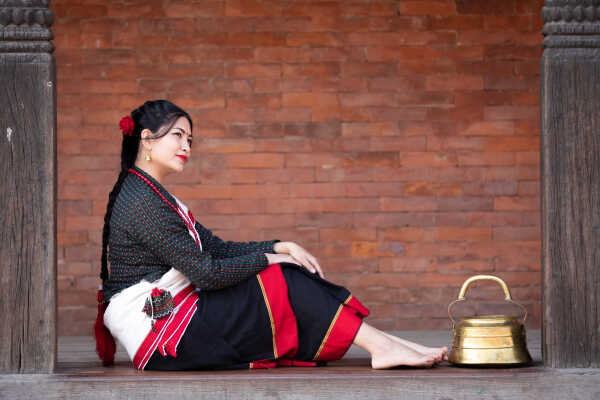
<box><xmin>1</xmin><ymin>366</ymin><xmax>599</xmax><ymax>400</ymax></box>
<box><xmin>0</xmin><ymin>1</ymin><xmax>57</xmax><ymax>373</ymax></box>
<box><xmin>541</xmin><ymin>0</ymin><xmax>600</xmax><ymax>368</ymax></box>
<box><xmin>4</xmin><ymin>331</ymin><xmax>598</xmax><ymax>400</ymax></box>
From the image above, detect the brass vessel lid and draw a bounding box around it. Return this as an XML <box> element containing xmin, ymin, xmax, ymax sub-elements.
<box><xmin>458</xmin><ymin>315</ymin><xmax>520</xmax><ymax>327</ymax></box>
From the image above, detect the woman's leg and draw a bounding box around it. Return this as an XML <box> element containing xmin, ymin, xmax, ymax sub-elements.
<box><xmin>353</xmin><ymin>322</ymin><xmax>448</xmax><ymax>369</ymax></box>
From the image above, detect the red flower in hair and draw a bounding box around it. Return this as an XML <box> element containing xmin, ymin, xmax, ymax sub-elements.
<box><xmin>119</xmin><ymin>115</ymin><xmax>135</xmax><ymax>136</ymax></box>
<box><xmin>151</xmin><ymin>287</ymin><xmax>164</xmax><ymax>297</ymax></box>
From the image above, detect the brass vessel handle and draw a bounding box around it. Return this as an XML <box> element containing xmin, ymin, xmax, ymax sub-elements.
<box><xmin>448</xmin><ymin>275</ymin><xmax>528</xmax><ymax>327</ymax></box>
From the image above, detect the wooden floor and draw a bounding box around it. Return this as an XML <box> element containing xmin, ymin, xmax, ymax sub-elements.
<box><xmin>2</xmin><ymin>330</ymin><xmax>600</xmax><ymax>399</ymax></box>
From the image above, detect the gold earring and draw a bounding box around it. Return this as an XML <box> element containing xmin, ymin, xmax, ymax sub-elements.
<box><xmin>145</xmin><ymin>153</ymin><xmax>152</xmax><ymax>161</ymax></box>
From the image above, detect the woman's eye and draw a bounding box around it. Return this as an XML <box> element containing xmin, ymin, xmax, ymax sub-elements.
<box><xmin>188</xmin><ymin>140</ymin><xmax>193</xmax><ymax>147</ymax></box>
<box><xmin>173</xmin><ymin>131</ymin><xmax>182</xmax><ymax>136</ymax></box>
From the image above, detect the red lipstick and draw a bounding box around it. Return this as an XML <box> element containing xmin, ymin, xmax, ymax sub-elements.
<box><xmin>177</xmin><ymin>155</ymin><xmax>188</xmax><ymax>163</ymax></box>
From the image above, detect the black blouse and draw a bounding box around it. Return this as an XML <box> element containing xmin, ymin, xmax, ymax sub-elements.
<box><xmin>104</xmin><ymin>166</ymin><xmax>278</xmax><ymax>301</ymax></box>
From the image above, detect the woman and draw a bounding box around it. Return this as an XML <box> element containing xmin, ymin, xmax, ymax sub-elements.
<box><xmin>95</xmin><ymin>100</ymin><xmax>448</xmax><ymax>371</ymax></box>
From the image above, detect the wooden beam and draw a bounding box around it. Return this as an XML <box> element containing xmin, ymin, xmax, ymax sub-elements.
<box><xmin>541</xmin><ymin>0</ymin><xmax>600</xmax><ymax>368</ymax></box>
<box><xmin>0</xmin><ymin>0</ymin><xmax>57</xmax><ymax>373</ymax></box>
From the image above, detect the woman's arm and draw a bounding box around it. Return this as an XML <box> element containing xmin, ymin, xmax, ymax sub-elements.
<box><xmin>270</xmin><ymin>241</ymin><xmax>324</xmax><ymax>278</ymax></box>
<box><xmin>194</xmin><ymin>221</ymin><xmax>278</xmax><ymax>259</ymax></box>
<box><xmin>129</xmin><ymin>198</ymin><xmax>271</xmax><ymax>290</ymax></box>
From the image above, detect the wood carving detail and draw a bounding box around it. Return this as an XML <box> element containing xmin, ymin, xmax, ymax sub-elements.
<box><xmin>0</xmin><ymin>0</ymin><xmax>53</xmax><ymax>53</ymax></box>
<box><xmin>543</xmin><ymin>1</ymin><xmax>600</xmax><ymax>47</ymax></box>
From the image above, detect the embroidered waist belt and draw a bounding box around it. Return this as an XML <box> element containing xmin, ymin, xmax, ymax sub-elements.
<box><xmin>133</xmin><ymin>284</ymin><xmax>198</xmax><ymax>370</ymax></box>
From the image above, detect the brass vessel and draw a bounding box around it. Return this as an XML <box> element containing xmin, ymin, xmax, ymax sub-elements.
<box><xmin>448</xmin><ymin>275</ymin><xmax>532</xmax><ymax>366</ymax></box>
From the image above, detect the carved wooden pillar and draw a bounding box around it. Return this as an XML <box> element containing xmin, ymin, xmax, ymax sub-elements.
<box><xmin>541</xmin><ymin>0</ymin><xmax>600</xmax><ymax>368</ymax></box>
<box><xmin>0</xmin><ymin>0</ymin><xmax>56</xmax><ymax>372</ymax></box>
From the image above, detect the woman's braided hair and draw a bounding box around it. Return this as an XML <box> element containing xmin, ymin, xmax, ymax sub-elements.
<box><xmin>100</xmin><ymin>100</ymin><xmax>193</xmax><ymax>287</ymax></box>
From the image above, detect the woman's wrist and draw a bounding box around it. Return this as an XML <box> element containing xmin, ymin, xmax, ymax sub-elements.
<box><xmin>273</xmin><ymin>241</ymin><xmax>290</xmax><ymax>254</ymax></box>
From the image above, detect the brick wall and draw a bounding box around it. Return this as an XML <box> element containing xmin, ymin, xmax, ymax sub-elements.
<box><xmin>52</xmin><ymin>0</ymin><xmax>543</xmax><ymax>335</ymax></box>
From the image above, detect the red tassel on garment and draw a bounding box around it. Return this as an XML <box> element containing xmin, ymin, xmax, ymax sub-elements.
<box><xmin>94</xmin><ymin>289</ymin><xmax>116</xmax><ymax>366</ymax></box>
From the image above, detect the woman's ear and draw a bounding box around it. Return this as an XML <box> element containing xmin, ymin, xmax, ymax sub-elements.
<box><xmin>140</xmin><ymin>128</ymin><xmax>153</xmax><ymax>151</ymax></box>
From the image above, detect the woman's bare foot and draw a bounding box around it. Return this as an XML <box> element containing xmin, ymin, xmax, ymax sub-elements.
<box><xmin>382</xmin><ymin>332</ymin><xmax>448</xmax><ymax>361</ymax></box>
<box><xmin>353</xmin><ymin>322</ymin><xmax>447</xmax><ymax>369</ymax></box>
<box><xmin>370</xmin><ymin>336</ymin><xmax>438</xmax><ymax>369</ymax></box>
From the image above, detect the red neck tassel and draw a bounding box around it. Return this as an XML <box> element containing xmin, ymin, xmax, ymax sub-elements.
<box><xmin>94</xmin><ymin>289</ymin><xmax>116</xmax><ymax>366</ymax></box>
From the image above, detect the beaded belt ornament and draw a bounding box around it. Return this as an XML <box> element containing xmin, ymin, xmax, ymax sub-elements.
<box><xmin>142</xmin><ymin>287</ymin><xmax>174</xmax><ymax>332</ymax></box>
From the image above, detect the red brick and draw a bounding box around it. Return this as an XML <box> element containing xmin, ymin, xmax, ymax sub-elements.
<box><xmin>226</xmin><ymin>153</ymin><xmax>285</xmax><ymax>168</ymax></box>
<box><xmin>320</xmin><ymin>228</ymin><xmax>377</xmax><ymax>242</ymax></box>
<box><xmin>227</xmin><ymin>94</ymin><xmax>280</xmax><ymax>110</ymax></box>
<box><xmin>516</xmin><ymin>152</ymin><xmax>539</xmax><ymax>165</ymax></box>
<box><xmin>368</xmin><ymin>76</ymin><xmax>425</xmax><ymax>92</ymax></box>
<box><xmin>346</xmin><ymin>182</ymin><xmax>406</xmax><ymax>197</ymax></box>
<box><xmin>312</xmin><ymin>77</ymin><xmax>367</xmax><ymax>92</ymax></box>
<box><xmin>58</xmin><ymin>232</ymin><xmax>89</xmax><ymax>247</ymax></box>
<box><xmin>493</xmin><ymin>227</ymin><xmax>540</xmax><ymax>241</ymax></box>
<box><xmin>339</xmin><ymin>93</ymin><xmax>397</xmax><ymax>107</ymax></box>
<box><xmin>436</xmin><ymin>227</ymin><xmax>491</xmax><ymax>241</ymax></box>
<box><xmin>428</xmin><ymin>15</ymin><xmax>483</xmax><ymax>29</ymax></box>
<box><xmin>484</xmin><ymin>136</ymin><xmax>539</xmax><ymax>151</ymax></box>
<box><xmin>286</xmin><ymin>32</ymin><xmax>343</xmax><ymax>47</ymax></box>
<box><xmin>285</xmin><ymin>153</ymin><xmax>341</xmax><ymax>168</ymax></box>
<box><xmin>230</xmin><ymin>184</ymin><xmax>290</xmax><ymax>199</ymax></box>
<box><xmin>494</xmin><ymin>196</ymin><xmax>539</xmax><ymax>211</ymax></box>
<box><xmin>54</xmin><ymin>0</ymin><xmax>545</xmax><ymax>332</ymax></box>
<box><xmin>290</xmin><ymin>183</ymin><xmax>346</xmax><ymax>198</ymax></box>
<box><xmin>518</xmin><ymin>181</ymin><xmax>539</xmax><ymax>196</ymax></box>
<box><xmin>171</xmin><ymin>94</ymin><xmax>225</xmax><ymax>109</ymax></box>
<box><xmin>254</xmin><ymin>47</ymin><xmax>312</xmax><ymax>63</ymax></box>
<box><xmin>284</xmin><ymin>2</ymin><xmax>340</xmax><ymax>17</ymax></box>
<box><xmin>344</xmin><ymin>2</ymin><xmax>396</xmax><ymax>17</ymax></box>
<box><xmin>195</xmin><ymin>138</ymin><xmax>256</xmax><ymax>153</ymax></box>
<box><xmin>316</xmin><ymin>167</ymin><xmax>375</xmax><ymax>182</ymax></box>
<box><xmin>282</xmin><ymin>63</ymin><xmax>341</xmax><ymax>78</ymax></box>
<box><xmin>401</xmin><ymin>152</ymin><xmax>458</xmax><ymax>167</ymax></box>
<box><xmin>282</xmin><ymin>92</ymin><xmax>338</xmax><ymax>108</ymax></box>
<box><xmin>484</xmin><ymin>76</ymin><xmax>535</xmax><ymax>92</ymax></box>
<box><xmin>516</xmin><ymin>0</ymin><xmax>544</xmax><ymax>15</ymax></box>
<box><xmin>255</xmin><ymin>168</ymin><xmax>315</xmax><ymax>183</ymax></box>
<box><xmin>425</xmin><ymin>75</ymin><xmax>484</xmax><ymax>91</ymax></box>
<box><xmin>165</xmin><ymin>0</ymin><xmax>223</xmax><ymax>17</ymax></box>
<box><xmin>485</xmin><ymin>45</ymin><xmax>541</xmax><ymax>61</ymax></box>
<box><xmin>254</xmin><ymin>138</ymin><xmax>312</xmax><ymax>153</ymax></box>
<box><xmin>438</xmin><ymin>197</ymin><xmax>494</xmax><ymax>211</ymax></box>
<box><xmin>226</xmin><ymin>63</ymin><xmax>281</xmax><ymax>78</ymax></box>
<box><xmin>399</xmin><ymin>1</ymin><xmax>457</xmax><ymax>16</ymax></box>
<box><xmin>346</xmin><ymin>31</ymin><xmax>454</xmax><ymax>46</ymax></box>
<box><xmin>458</xmin><ymin>152</ymin><xmax>516</xmax><ymax>166</ymax></box>
<box><xmin>458</xmin><ymin>121</ymin><xmax>515</xmax><ymax>136</ymax></box>
<box><xmin>456</xmin><ymin>0</ymin><xmax>517</xmax><ymax>15</ymax></box>
<box><xmin>341</xmin><ymin>122</ymin><xmax>398</xmax><ymax>137</ymax></box>
<box><xmin>380</xmin><ymin>197</ymin><xmax>438</xmax><ymax>212</ymax></box>
<box><xmin>342</xmin><ymin>152</ymin><xmax>400</xmax><ymax>167</ymax></box>
<box><xmin>368</xmin><ymin>46</ymin><xmax>441</xmax><ymax>62</ymax></box>
<box><xmin>169</xmin><ymin>184</ymin><xmax>232</xmax><ymax>199</ymax></box>
<box><xmin>378</xmin><ymin>256</ymin><xmax>436</xmax><ymax>272</ymax></box>
<box><xmin>462</xmin><ymin>181</ymin><xmax>518</xmax><ymax>196</ymax></box>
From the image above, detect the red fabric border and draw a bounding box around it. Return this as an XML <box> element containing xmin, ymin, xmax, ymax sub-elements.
<box><xmin>314</xmin><ymin>305</ymin><xmax>363</xmax><ymax>362</ymax></box>
<box><xmin>345</xmin><ymin>295</ymin><xmax>370</xmax><ymax>318</ymax></box>
<box><xmin>133</xmin><ymin>285</ymin><xmax>198</xmax><ymax>370</ymax></box>
<box><xmin>257</xmin><ymin>263</ymin><xmax>298</xmax><ymax>359</ymax></box>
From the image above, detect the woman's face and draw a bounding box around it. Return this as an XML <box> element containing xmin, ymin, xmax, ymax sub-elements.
<box><xmin>144</xmin><ymin>116</ymin><xmax>193</xmax><ymax>176</ymax></box>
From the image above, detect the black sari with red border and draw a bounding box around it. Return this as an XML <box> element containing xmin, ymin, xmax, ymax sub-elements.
<box><xmin>145</xmin><ymin>262</ymin><xmax>369</xmax><ymax>370</ymax></box>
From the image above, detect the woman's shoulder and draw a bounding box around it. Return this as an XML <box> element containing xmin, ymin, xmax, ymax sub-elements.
<box><xmin>112</xmin><ymin>173</ymin><xmax>179</xmax><ymax>223</ymax></box>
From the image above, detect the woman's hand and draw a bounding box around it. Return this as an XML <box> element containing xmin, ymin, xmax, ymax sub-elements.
<box><xmin>269</xmin><ymin>241</ymin><xmax>324</xmax><ymax>279</ymax></box>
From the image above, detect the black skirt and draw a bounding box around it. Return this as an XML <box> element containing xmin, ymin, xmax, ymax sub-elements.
<box><xmin>144</xmin><ymin>262</ymin><xmax>369</xmax><ymax>370</ymax></box>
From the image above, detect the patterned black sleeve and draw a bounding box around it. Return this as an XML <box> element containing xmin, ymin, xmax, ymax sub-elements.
<box><xmin>194</xmin><ymin>221</ymin><xmax>279</xmax><ymax>259</ymax></box>
<box><xmin>128</xmin><ymin>196</ymin><xmax>271</xmax><ymax>290</ymax></box>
